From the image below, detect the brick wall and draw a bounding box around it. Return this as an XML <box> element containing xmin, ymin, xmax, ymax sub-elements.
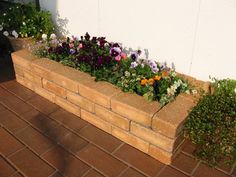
<box><xmin>12</xmin><ymin>49</ymin><xmax>197</xmax><ymax>164</ymax></box>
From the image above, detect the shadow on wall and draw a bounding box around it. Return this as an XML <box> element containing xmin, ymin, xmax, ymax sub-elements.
<box><xmin>39</xmin><ymin>0</ymin><xmax>69</xmax><ymax>37</ymax></box>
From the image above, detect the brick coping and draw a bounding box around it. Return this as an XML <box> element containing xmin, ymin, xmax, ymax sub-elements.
<box><xmin>11</xmin><ymin>49</ymin><xmax>198</xmax><ymax>164</ymax></box>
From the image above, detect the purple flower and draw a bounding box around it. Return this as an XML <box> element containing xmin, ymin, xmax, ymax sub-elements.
<box><xmin>130</xmin><ymin>61</ymin><xmax>138</xmax><ymax>69</ymax></box>
<box><xmin>110</xmin><ymin>47</ymin><xmax>121</xmax><ymax>57</ymax></box>
<box><xmin>69</xmin><ymin>49</ymin><xmax>76</xmax><ymax>54</ymax></box>
<box><xmin>130</xmin><ymin>52</ymin><xmax>138</xmax><ymax>61</ymax></box>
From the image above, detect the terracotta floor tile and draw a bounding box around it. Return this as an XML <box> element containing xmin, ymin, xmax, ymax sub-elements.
<box><xmin>9</xmin><ymin>148</ymin><xmax>55</xmax><ymax>177</ymax></box>
<box><xmin>77</xmin><ymin>144</ymin><xmax>127</xmax><ymax>177</ymax></box>
<box><xmin>59</xmin><ymin>132</ymin><xmax>88</xmax><ymax>154</ymax></box>
<box><xmin>20</xmin><ymin>109</ymin><xmax>48</xmax><ymax>121</ymax></box>
<box><xmin>42</xmin><ymin>146</ymin><xmax>90</xmax><ymax>177</ymax></box>
<box><xmin>158</xmin><ymin>166</ymin><xmax>188</xmax><ymax>177</ymax></box>
<box><xmin>0</xmin><ymin>128</ymin><xmax>24</xmax><ymax>156</ymax></box>
<box><xmin>0</xmin><ymin>88</ymin><xmax>33</xmax><ymax>115</ymax></box>
<box><xmin>1</xmin><ymin>80</ymin><xmax>36</xmax><ymax>101</ymax></box>
<box><xmin>0</xmin><ymin>109</ymin><xmax>28</xmax><ymax>134</ymax></box>
<box><xmin>15</xmin><ymin>126</ymin><xmax>54</xmax><ymax>155</ymax></box>
<box><xmin>114</xmin><ymin>144</ymin><xmax>164</xmax><ymax>177</ymax></box>
<box><xmin>182</xmin><ymin>140</ymin><xmax>196</xmax><ymax>155</ymax></box>
<box><xmin>49</xmin><ymin>108</ymin><xmax>88</xmax><ymax>132</ymax></box>
<box><xmin>27</xmin><ymin>95</ymin><xmax>59</xmax><ymax>115</ymax></box>
<box><xmin>79</xmin><ymin>125</ymin><xmax>122</xmax><ymax>153</ymax></box>
<box><xmin>0</xmin><ymin>156</ymin><xmax>16</xmax><ymax>177</ymax></box>
<box><xmin>10</xmin><ymin>173</ymin><xmax>24</xmax><ymax>177</ymax></box>
<box><xmin>120</xmin><ymin>168</ymin><xmax>146</xmax><ymax>177</ymax></box>
<box><xmin>45</xmin><ymin>124</ymin><xmax>71</xmax><ymax>143</ymax></box>
<box><xmin>193</xmin><ymin>163</ymin><xmax>230</xmax><ymax>177</ymax></box>
<box><xmin>50</xmin><ymin>172</ymin><xmax>64</xmax><ymax>177</ymax></box>
<box><xmin>83</xmin><ymin>169</ymin><xmax>104</xmax><ymax>177</ymax></box>
<box><xmin>171</xmin><ymin>152</ymin><xmax>199</xmax><ymax>175</ymax></box>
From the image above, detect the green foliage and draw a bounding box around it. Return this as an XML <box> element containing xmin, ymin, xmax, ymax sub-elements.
<box><xmin>0</xmin><ymin>3</ymin><xmax>54</xmax><ymax>39</ymax></box>
<box><xmin>185</xmin><ymin>79</ymin><xmax>236</xmax><ymax>166</ymax></box>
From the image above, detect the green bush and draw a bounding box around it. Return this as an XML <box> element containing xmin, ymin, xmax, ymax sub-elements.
<box><xmin>185</xmin><ymin>79</ymin><xmax>236</xmax><ymax>166</ymax></box>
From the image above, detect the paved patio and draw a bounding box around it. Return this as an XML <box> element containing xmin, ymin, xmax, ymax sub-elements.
<box><xmin>0</xmin><ymin>65</ymin><xmax>235</xmax><ymax>177</ymax></box>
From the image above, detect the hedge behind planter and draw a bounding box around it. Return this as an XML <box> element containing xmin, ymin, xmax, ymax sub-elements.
<box><xmin>12</xmin><ymin>49</ymin><xmax>197</xmax><ymax>164</ymax></box>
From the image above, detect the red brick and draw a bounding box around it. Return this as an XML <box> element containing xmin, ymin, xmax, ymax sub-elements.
<box><xmin>67</xmin><ymin>91</ymin><xmax>95</xmax><ymax>112</ymax></box>
<box><xmin>79</xmin><ymin>81</ymin><xmax>121</xmax><ymax>108</ymax></box>
<box><xmin>111</xmin><ymin>92</ymin><xmax>160</xmax><ymax>127</ymax></box>
<box><xmin>112</xmin><ymin>126</ymin><xmax>149</xmax><ymax>153</ymax></box>
<box><xmin>9</xmin><ymin>148</ymin><xmax>55</xmax><ymax>177</ymax></box>
<box><xmin>81</xmin><ymin>109</ymin><xmax>112</xmax><ymax>134</ymax></box>
<box><xmin>95</xmin><ymin>104</ymin><xmax>130</xmax><ymax>130</ymax></box>
<box><xmin>152</xmin><ymin>94</ymin><xmax>196</xmax><ymax>138</ymax></box>
<box><xmin>42</xmin><ymin>79</ymin><xmax>67</xmax><ymax>98</ymax></box>
<box><xmin>77</xmin><ymin>144</ymin><xmax>127</xmax><ymax>177</ymax></box>
<box><xmin>114</xmin><ymin>144</ymin><xmax>164</xmax><ymax>177</ymax></box>
<box><xmin>0</xmin><ymin>128</ymin><xmax>24</xmax><ymax>156</ymax></box>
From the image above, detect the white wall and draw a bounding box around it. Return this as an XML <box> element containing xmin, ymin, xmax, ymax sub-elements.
<box><xmin>40</xmin><ymin>0</ymin><xmax>236</xmax><ymax>81</ymax></box>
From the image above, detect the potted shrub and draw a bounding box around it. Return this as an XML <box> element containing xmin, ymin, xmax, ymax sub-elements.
<box><xmin>0</xmin><ymin>2</ymin><xmax>55</xmax><ymax>51</ymax></box>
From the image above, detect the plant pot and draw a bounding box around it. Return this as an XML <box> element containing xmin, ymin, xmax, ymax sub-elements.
<box><xmin>8</xmin><ymin>36</ymin><xmax>33</xmax><ymax>51</ymax></box>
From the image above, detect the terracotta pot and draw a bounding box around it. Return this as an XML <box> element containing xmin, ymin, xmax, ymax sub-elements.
<box><xmin>8</xmin><ymin>36</ymin><xmax>33</xmax><ymax>51</ymax></box>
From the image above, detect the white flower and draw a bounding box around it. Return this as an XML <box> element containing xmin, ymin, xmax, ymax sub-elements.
<box><xmin>234</xmin><ymin>88</ymin><xmax>236</xmax><ymax>93</ymax></box>
<box><xmin>3</xmin><ymin>13</ymin><xmax>6</xmax><ymax>16</ymax></box>
<box><xmin>12</xmin><ymin>30</ymin><xmax>18</xmax><ymax>38</ymax></box>
<box><xmin>3</xmin><ymin>31</ymin><xmax>9</xmax><ymax>36</ymax></box>
<box><xmin>0</xmin><ymin>25</ymin><xmax>3</xmax><ymax>31</ymax></box>
<box><xmin>192</xmin><ymin>89</ymin><xmax>198</xmax><ymax>95</ymax></box>
<box><xmin>167</xmin><ymin>88</ymin><xmax>175</xmax><ymax>96</ymax></box>
<box><xmin>22</xmin><ymin>22</ymin><xmax>26</xmax><ymax>26</ymax></box>
<box><xmin>50</xmin><ymin>33</ymin><xmax>57</xmax><ymax>40</ymax></box>
<box><xmin>42</xmin><ymin>34</ymin><xmax>47</xmax><ymax>40</ymax></box>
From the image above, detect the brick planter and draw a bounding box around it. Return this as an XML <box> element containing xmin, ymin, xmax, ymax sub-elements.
<box><xmin>8</xmin><ymin>37</ymin><xmax>33</xmax><ymax>51</ymax></box>
<box><xmin>11</xmin><ymin>49</ymin><xmax>197</xmax><ymax>164</ymax></box>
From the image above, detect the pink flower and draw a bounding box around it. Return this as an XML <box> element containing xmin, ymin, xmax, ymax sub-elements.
<box><xmin>69</xmin><ymin>43</ymin><xmax>74</xmax><ymax>48</ymax></box>
<box><xmin>120</xmin><ymin>52</ymin><xmax>127</xmax><ymax>59</ymax></box>
<box><xmin>115</xmin><ymin>55</ymin><xmax>121</xmax><ymax>61</ymax></box>
<box><xmin>79</xmin><ymin>43</ymin><xmax>83</xmax><ymax>49</ymax></box>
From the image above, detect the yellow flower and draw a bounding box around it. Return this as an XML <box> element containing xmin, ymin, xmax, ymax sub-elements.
<box><xmin>154</xmin><ymin>75</ymin><xmax>161</xmax><ymax>81</ymax></box>
<box><xmin>141</xmin><ymin>79</ymin><xmax>147</xmax><ymax>86</ymax></box>
<box><xmin>162</xmin><ymin>70</ymin><xmax>169</xmax><ymax>77</ymax></box>
<box><xmin>148</xmin><ymin>78</ymin><xmax>154</xmax><ymax>85</ymax></box>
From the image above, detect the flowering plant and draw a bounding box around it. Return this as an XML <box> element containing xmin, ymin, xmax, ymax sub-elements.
<box><xmin>34</xmin><ymin>33</ymin><xmax>191</xmax><ymax>105</ymax></box>
<box><xmin>0</xmin><ymin>3</ymin><xmax>54</xmax><ymax>39</ymax></box>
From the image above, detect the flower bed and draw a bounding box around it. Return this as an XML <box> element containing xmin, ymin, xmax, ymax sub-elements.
<box><xmin>12</xmin><ymin>49</ymin><xmax>198</xmax><ymax>164</ymax></box>
<box><xmin>33</xmin><ymin>33</ymin><xmax>193</xmax><ymax>106</ymax></box>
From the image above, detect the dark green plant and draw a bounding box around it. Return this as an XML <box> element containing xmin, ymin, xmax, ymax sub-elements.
<box><xmin>0</xmin><ymin>2</ymin><xmax>54</xmax><ymax>39</ymax></box>
<box><xmin>185</xmin><ymin>79</ymin><xmax>236</xmax><ymax>166</ymax></box>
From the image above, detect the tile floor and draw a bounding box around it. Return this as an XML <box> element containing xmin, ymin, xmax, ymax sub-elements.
<box><xmin>0</xmin><ymin>66</ymin><xmax>235</xmax><ymax>177</ymax></box>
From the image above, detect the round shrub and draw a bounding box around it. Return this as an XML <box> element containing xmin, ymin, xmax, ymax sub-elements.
<box><xmin>185</xmin><ymin>79</ymin><xmax>236</xmax><ymax>166</ymax></box>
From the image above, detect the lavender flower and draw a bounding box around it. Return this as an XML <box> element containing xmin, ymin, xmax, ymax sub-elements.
<box><xmin>130</xmin><ymin>61</ymin><xmax>138</xmax><ymax>69</ymax></box>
